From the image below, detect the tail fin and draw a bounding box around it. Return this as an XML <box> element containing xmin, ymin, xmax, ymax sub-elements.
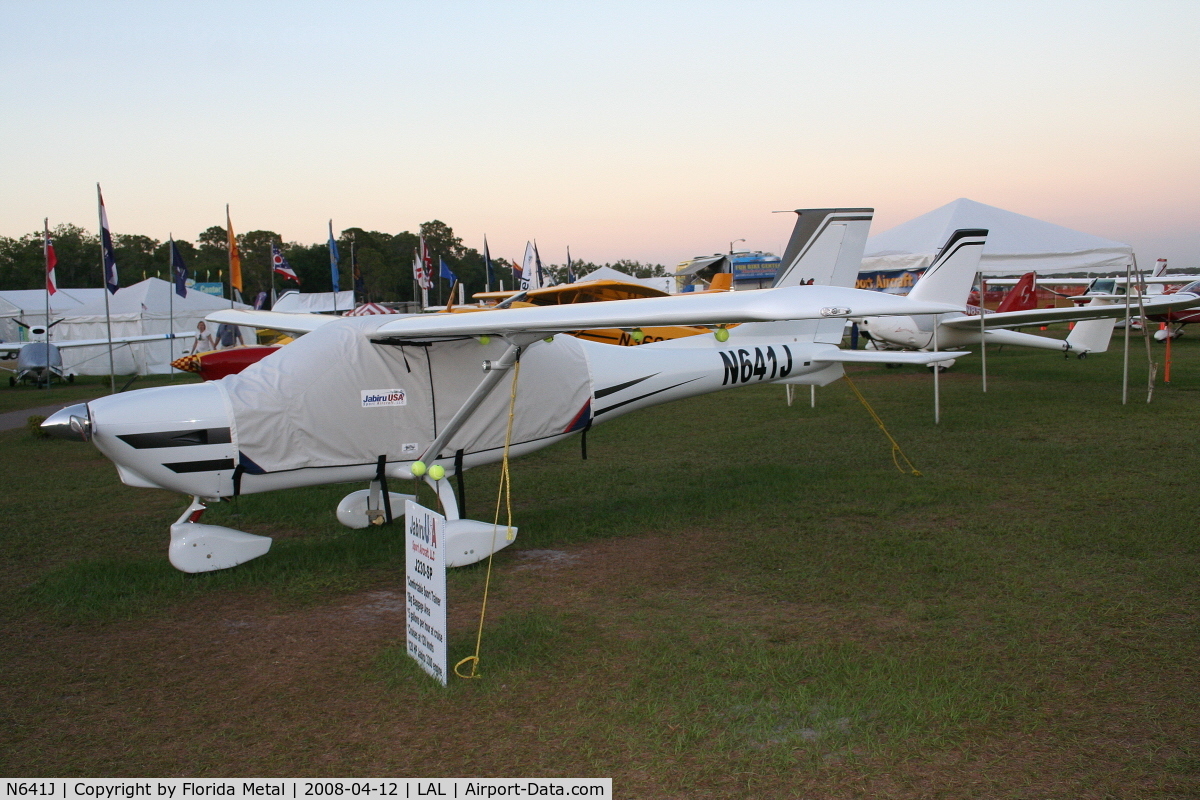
<box><xmin>708</xmin><ymin>272</ymin><xmax>733</xmax><ymax>291</ymax></box>
<box><xmin>1065</xmin><ymin>317</ymin><xmax>1116</xmax><ymax>354</ymax></box>
<box><xmin>906</xmin><ymin>229</ymin><xmax>989</xmax><ymax>306</ymax></box>
<box><xmin>996</xmin><ymin>272</ymin><xmax>1038</xmax><ymax>312</ymax></box>
<box><xmin>772</xmin><ymin>208</ymin><xmax>873</xmax><ymax>289</ymax></box>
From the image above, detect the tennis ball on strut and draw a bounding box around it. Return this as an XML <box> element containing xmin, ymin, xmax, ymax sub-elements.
<box><xmin>429</xmin><ymin>464</ymin><xmax>446</xmax><ymax>481</ymax></box>
<box><xmin>714</xmin><ymin>327</ymin><xmax>730</xmax><ymax>342</ymax></box>
<box><xmin>410</xmin><ymin>461</ymin><xmax>427</xmax><ymax>477</ymax></box>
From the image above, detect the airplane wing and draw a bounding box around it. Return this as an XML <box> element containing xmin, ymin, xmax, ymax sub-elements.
<box><xmin>0</xmin><ymin>332</ymin><xmax>195</xmax><ymax>352</ymax></box>
<box><xmin>940</xmin><ymin>292</ymin><xmax>1200</xmax><ymax>330</ymax></box>
<box><xmin>372</xmin><ymin>285</ymin><xmax>964</xmax><ymax>341</ymax></box>
<box><xmin>204</xmin><ymin>309</ymin><xmax>346</xmax><ymax>334</ymax></box>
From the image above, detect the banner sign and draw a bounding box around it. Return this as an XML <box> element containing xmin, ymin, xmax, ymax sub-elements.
<box><xmin>192</xmin><ymin>282</ymin><xmax>225</xmax><ymax>297</ymax></box>
<box><xmin>405</xmin><ymin>500</ymin><xmax>447</xmax><ymax>686</ymax></box>
<box><xmin>854</xmin><ymin>268</ymin><xmax>926</xmax><ymax>295</ymax></box>
<box><xmin>731</xmin><ymin>255</ymin><xmax>781</xmax><ymax>281</ymax></box>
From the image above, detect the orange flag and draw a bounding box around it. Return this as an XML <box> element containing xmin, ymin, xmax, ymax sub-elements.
<box><xmin>226</xmin><ymin>204</ymin><xmax>242</xmax><ymax>295</ymax></box>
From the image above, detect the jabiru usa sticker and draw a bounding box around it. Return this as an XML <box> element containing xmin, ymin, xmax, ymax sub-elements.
<box><xmin>361</xmin><ymin>389</ymin><xmax>407</xmax><ymax>407</ymax></box>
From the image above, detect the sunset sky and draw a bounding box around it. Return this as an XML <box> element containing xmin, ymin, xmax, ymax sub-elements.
<box><xmin>3</xmin><ymin>0</ymin><xmax>1196</xmax><ymax>270</ymax></box>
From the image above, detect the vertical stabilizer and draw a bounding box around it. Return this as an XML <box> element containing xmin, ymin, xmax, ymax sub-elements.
<box><xmin>906</xmin><ymin>229</ymin><xmax>988</xmax><ymax>306</ymax></box>
<box><xmin>772</xmin><ymin>208</ymin><xmax>873</xmax><ymax>289</ymax></box>
<box><xmin>996</xmin><ymin>272</ymin><xmax>1038</xmax><ymax>312</ymax></box>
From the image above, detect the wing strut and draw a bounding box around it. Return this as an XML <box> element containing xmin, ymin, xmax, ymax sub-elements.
<box><xmin>418</xmin><ymin>335</ymin><xmax>540</xmax><ymax>467</ymax></box>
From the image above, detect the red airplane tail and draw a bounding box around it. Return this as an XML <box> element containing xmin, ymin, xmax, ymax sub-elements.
<box><xmin>996</xmin><ymin>272</ymin><xmax>1039</xmax><ymax>313</ymax></box>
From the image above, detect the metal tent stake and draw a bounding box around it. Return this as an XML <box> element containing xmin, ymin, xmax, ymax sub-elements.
<box><xmin>978</xmin><ymin>272</ymin><xmax>987</xmax><ymax>393</ymax></box>
<box><xmin>933</xmin><ymin>314</ymin><xmax>941</xmax><ymax>424</ymax></box>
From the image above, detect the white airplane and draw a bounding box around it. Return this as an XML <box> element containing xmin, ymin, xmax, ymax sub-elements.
<box><xmin>856</xmin><ymin>231</ymin><xmax>1200</xmax><ymax>367</ymax></box>
<box><xmin>0</xmin><ymin>320</ymin><xmax>196</xmax><ymax>387</ymax></box>
<box><xmin>42</xmin><ymin>208</ymin><xmax>970</xmax><ymax>574</ymax></box>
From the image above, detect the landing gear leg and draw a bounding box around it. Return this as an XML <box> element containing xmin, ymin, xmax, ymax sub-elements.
<box><xmin>423</xmin><ymin>470</ymin><xmax>519</xmax><ymax>567</ymax></box>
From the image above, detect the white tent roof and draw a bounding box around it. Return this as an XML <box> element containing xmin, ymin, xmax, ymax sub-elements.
<box><xmin>273</xmin><ymin>290</ymin><xmax>354</xmax><ymax>314</ymax></box>
<box><xmin>64</xmin><ymin>278</ymin><xmax>248</xmax><ymax>320</ymax></box>
<box><xmin>0</xmin><ymin>287</ymin><xmax>107</xmax><ymax>317</ymax></box>
<box><xmin>862</xmin><ymin>198</ymin><xmax>1134</xmax><ymax>276</ymax></box>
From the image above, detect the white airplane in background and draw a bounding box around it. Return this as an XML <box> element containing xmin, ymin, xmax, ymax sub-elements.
<box><xmin>0</xmin><ymin>320</ymin><xmax>195</xmax><ymax>387</ymax></box>
<box><xmin>42</xmin><ymin>208</ymin><xmax>971</xmax><ymax>574</ymax></box>
<box><xmin>856</xmin><ymin>231</ymin><xmax>1200</xmax><ymax>367</ymax></box>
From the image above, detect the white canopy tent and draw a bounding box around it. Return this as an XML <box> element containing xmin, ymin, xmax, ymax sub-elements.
<box><xmin>861</xmin><ymin>198</ymin><xmax>1134</xmax><ymax>277</ymax></box>
<box><xmin>52</xmin><ymin>278</ymin><xmax>252</xmax><ymax>375</ymax></box>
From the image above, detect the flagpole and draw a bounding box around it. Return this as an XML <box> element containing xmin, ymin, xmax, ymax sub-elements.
<box><xmin>227</xmin><ymin>205</ymin><xmax>233</xmax><ymax>309</ymax></box>
<box><xmin>168</xmin><ymin>236</ymin><xmax>175</xmax><ymax>378</ymax></box>
<box><xmin>329</xmin><ymin>220</ymin><xmax>339</xmax><ymax>315</ymax></box>
<box><xmin>350</xmin><ymin>232</ymin><xmax>356</xmax><ymax>308</ymax></box>
<box><xmin>43</xmin><ymin>218</ymin><xmax>51</xmax><ymax>380</ymax></box>
<box><xmin>97</xmin><ymin>184</ymin><xmax>116</xmax><ymax>394</ymax></box>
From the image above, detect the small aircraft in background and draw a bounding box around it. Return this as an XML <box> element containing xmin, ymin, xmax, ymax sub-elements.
<box><xmin>1143</xmin><ymin>280</ymin><xmax>1200</xmax><ymax>340</ymax></box>
<box><xmin>43</xmin><ymin>207</ymin><xmax>971</xmax><ymax>575</ymax></box>
<box><xmin>984</xmin><ymin>259</ymin><xmax>1200</xmax><ymax>341</ymax></box>
<box><xmin>0</xmin><ymin>320</ymin><xmax>195</xmax><ymax>387</ymax></box>
<box><xmin>856</xmin><ymin>233</ymin><xmax>1200</xmax><ymax>367</ymax></box>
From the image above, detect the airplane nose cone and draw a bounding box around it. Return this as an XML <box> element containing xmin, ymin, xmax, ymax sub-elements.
<box><xmin>41</xmin><ymin>403</ymin><xmax>91</xmax><ymax>441</ymax></box>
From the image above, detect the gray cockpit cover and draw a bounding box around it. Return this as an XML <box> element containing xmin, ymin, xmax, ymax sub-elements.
<box><xmin>219</xmin><ymin>316</ymin><xmax>593</xmax><ymax>473</ymax></box>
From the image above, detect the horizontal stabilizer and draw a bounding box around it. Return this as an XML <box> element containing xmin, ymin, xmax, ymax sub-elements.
<box><xmin>0</xmin><ymin>331</ymin><xmax>196</xmax><ymax>353</ymax></box>
<box><xmin>810</xmin><ymin>347</ymin><xmax>971</xmax><ymax>365</ymax></box>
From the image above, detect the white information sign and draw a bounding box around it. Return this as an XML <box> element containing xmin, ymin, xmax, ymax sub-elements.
<box><xmin>405</xmin><ymin>500</ymin><xmax>447</xmax><ymax>685</ymax></box>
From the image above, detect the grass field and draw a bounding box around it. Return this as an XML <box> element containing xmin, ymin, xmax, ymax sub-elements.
<box><xmin>1</xmin><ymin>334</ymin><xmax>1197</xmax><ymax>797</ymax></box>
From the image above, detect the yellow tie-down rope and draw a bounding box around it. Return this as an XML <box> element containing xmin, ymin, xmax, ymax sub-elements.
<box><xmin>841</xmin><ymin>373</ymin><xmax>923</xmax><ymax>477</ymax></box>
<box><xmin>454</xmin><ymin>358</ymin><xmax>522</xmax><ymax>680</ymax></box>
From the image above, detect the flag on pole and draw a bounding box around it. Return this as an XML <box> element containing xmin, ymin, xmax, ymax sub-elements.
<box><xmin>327</xmin><ymin>220</ymin><xmax>340</xmax><ymax>292</ymax></box>
<box><xmin>420</xmin><ymin>236</ymin><xmax>435</xmax><ymax>289</ymax></box>
<box><xmin>534</xmin><ymin>241</ymin><xmax>547</xmax><ymax>287</ymax></box>
<box><xmin>566</xmin><ymin>246</ymin><xmax>575</xmax><ymax>284</ymax></box>
<box><xmin>271</xmin><ymin>242</ymin><xmax>300</xmax><ymax>284</ymax></box>
<box><xmin>169</xmin><ymin>237</ymin><xmax>188</xmax><ymax>297</ymax></box>
<box><xmin>44</xmin><ymin>220</ymin><xmax>57</xmax><ymax>295</ymax></box>
<box><xmin>439</xmin><ymin>257</ymin><xmax>457</xmax><ymax>283</ymax></box>
<box><xmin>483</xmin><ymin>236</ymin><xmax>494</xmax><ymax>291</ymax></box>
<box><xmin>512</xmin><ymin>255</ymin><xmax>523</xmax><ymax>286</ymax></box>
<box><xmin>226</xmin><ymin>205</ymin><xmax>242</xmax><ymax>298</ymax></box>
<box><xmin>519</xmin><ymin>241</ymin><xmax>536</xmax><ymax>291</ymax></box>
<box><xmin>253</xmin><ymin>291</ymin><xmax>268</xmax><ymax>309</ymax></box>
<box><xmin>97</xmin><ymin>184</ymin><xmax>119</xmax><ymax>293</ymax></box>
<box><xmin>352</xmin><ymin>241</ymin><xmax>365</xmax><ymax>296</ymax></box>
<box><xmin>416</xmin><ymin>236</ymin><xmax>433</xmax><ymax>289</ymax></box>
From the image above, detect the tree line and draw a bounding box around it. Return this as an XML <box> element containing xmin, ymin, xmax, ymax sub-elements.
<box><xmin>0</xmin><ymin>219</ymin><xmax>669</xmax><ymax>304</ymax></box>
